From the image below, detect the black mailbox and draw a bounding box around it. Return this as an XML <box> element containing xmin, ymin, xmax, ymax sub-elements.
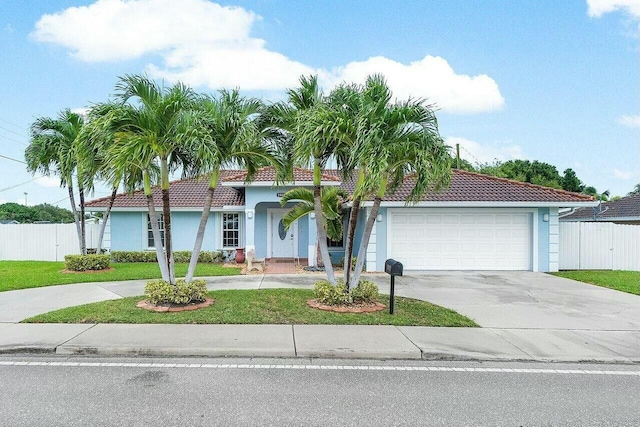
<box><xmin>384</xmin><ymin>259</ymin><xmax>403</xmax><ymax>314</ymax></box>
<box><xmin>384</xmin><ymin>259</ymin><xmax>403</xmax><ymax>276</ymax></box>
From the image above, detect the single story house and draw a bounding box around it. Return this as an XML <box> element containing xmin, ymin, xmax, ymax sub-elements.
<box><xmin>560</xmin><ymin>194</ymin><xmax>640</xmax><ymax>225</ymax></box>
<box><xmin>85</xmin><ymin>167</ymin><xmax>596</xmax><ymax>272</ymax></box>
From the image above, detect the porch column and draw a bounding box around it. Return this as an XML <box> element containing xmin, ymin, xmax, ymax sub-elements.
<box><xmin>308</xmin><ymin>213</ymin><xmax>317</xmax><ymax>266</ymax></box>
<box><xmin>244</xmin><ymin>207</ymin><xmax>255</xmax><ymax>254</ymax></box>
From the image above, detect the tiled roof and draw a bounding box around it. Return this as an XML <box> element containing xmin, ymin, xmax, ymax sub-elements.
<box><xmin>338</xmin><ymin>169</ymin><xmax>595</xmax><ymax>203</ymax></box>
<box><xmin>223</xmin><ymin>166</ymin><xmax>340</xmax><ymax>183</ymax></box>
<box><xmin>86</xmin><ymin>169</ymin><xmax>594</xmax><ymax>209</ymax></box>
<box><xmin>85</xmin><ymin>171</ymin><xmax>244</xmax><ymax>208</ymax></box>
<box><xmin>560</xmin><ymin>194</ymin><xmax>640</xmax><ymax>221</ymax></box>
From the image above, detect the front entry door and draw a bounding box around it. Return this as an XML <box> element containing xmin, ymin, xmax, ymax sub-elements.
<box><xmin>271</xmin><ymin>211</ymin><xmax>295</xmax><ymax>258</ymax></box>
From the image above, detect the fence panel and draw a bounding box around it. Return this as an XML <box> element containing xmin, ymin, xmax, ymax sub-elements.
<box><xmin>0</xmin><ymin>223</ymin><xmax>102</xmax><ymax>262</ymax></box>
<box><xmin>559</xmin><ymin>222</ymin><xmax>640</xmax><ymax>271</ymax></box>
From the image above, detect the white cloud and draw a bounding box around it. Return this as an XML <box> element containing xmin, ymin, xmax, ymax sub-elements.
<box><xmin>322</xmin><ymin>56</ymin><xmax>504</xmax><ymax>114</ymax></box>
<box><xmin>31</xmin><ymin>0</ymin><xmax>504</xmax><ymax>114</ymax></box>
<box><xmin>617</xmin><ymin>114</ymin><xmax>640</xmax><ymax>128</ymax></box>
<box><xmin>587</xmin><ymin>0</ymin><xmax>640</xmax><ymax>19</ymax></box>
<box><xmin>446</xmin><ymin>136</ymin><xmax>525</xmax><ymax>165</ymax></box>
<box><xmin>613</xmin><ymin>168</ymin><xmax>635</xmax><ymax>179</ymax></box>
<box><xmin>34</xmin><ymin>176</ymin><xmax>60</xmax><ymax>188</ymax></box>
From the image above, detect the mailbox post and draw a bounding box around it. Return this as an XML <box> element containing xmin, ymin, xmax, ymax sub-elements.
<box><xmin>384</xmin><ymin>259</ymin><xmax>403</xmax><ymax>314</ymax></box>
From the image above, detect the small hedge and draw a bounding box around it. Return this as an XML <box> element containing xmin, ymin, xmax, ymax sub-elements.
<box><xmin>313</xmin><ymin>279</ymin><xmax>379</xmax><ymax>305</ymax></box>
<box><xmin>145</xmin><ymin>279</ymin><xmax>208</xmax><ymax>305</ymax></box>
<box><xmin>64</xmin><ymin>254</ymin><xmax>111</xmax><ymax>272</ymax></box>
<box><xmin>111</xmin><ymin>250</ymin><xmax>229</xmax><ymax>263</ymax></box>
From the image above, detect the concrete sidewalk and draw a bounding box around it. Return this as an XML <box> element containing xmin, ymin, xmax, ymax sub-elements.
<box><xmin>1</xmin><ymin>323</ymin><xmax>639</xmax><ymax>363</ymax></box>
<box><xmin>1</xmin><ymin>272</ymin><xmax>639</xmax><ymax>363</ymax></box>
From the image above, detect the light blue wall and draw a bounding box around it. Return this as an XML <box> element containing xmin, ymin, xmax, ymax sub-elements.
<box><xmin>110</xmin><ymin>211</ymin><xmax>222</xmax><ymax>252</ymax></box>
<box><xmin>537</xmin><ymin>208</ymin><xmax>550</xmax><ymax>272</ymax></box>
<box><xmin>375</xmin><ymin>207</ymin><xmax>388</xmax><ymax>271</ymax></box>
<box><xmin>111</xmin><ymin>212</ymin><xmax>145</xmax><ymax>251</ymax></box>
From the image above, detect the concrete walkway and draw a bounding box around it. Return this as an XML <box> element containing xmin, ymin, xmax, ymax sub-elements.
<box><xmin>0</xmin><ymin>272</ymin><xmax>639</xmax><ymax>362</ymax></box>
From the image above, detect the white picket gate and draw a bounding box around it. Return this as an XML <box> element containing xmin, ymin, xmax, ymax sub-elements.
<box><xmin>0</xmin><ymin>223</ymin><xmax>103</xmax><ymax>262</ymax></box>
<box><xmin>559</xmin><ymin>222</ymin><xmax>640</xmax><ymax>271</ymax></box>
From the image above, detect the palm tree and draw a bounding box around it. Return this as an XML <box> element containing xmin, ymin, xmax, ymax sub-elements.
<box><xmin>628</xmin><ymin>183</ymin><xmax>640</xmax><ymax>196</ymax></box>
<box><xmin>184</xmin><ymin>90</ymin><xmax>274</xmax><ymax>283</ymax></box>
<box><xmin>104</xmin><ymin>74</ymin><xmax>199</xmax><ymax>285</ymax></box>
<box><xmin>25</xmin><ymin>109</ymin><xmax>88</xmax><ymax>254</ymax></box>
<box><xmin>583</xmin><ymin>186</ymin><xmax>610</xmax><ymax>201</ymax></box>
<box><xmin>280</xmin><ymin>186</ymin><xmax>349</xmax><ymax>268</ymax></box>
<box><xmin>344</xmin><ymin>75</ymin><xmax>452</xmax><ymax>288</ymax></box>
<box><xmin>281</xmin><ymin>75</ymin><xmax>354</xmax><ymax>285</ymax></box>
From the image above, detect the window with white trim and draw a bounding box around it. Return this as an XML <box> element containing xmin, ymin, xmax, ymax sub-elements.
<box><xmin>147</xmin><ymin>214</ymin><xmax>165</xmax><ymax>248</ymax></box>
<box><xmin>222</xmin><ymin>213</ymin><xmax>240</xmax><ymax>248</ymax></box>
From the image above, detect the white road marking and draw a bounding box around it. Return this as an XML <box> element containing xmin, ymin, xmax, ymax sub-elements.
<box><xmin>0</xmin><ymin>360</ymin><xmax>639</xmax><ymax>376</ymax></box>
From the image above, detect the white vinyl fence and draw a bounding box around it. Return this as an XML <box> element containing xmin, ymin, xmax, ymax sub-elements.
<box><xmin>559</xmin><ymin>222</ymin><xmax>640</xmax><ymax>271</ymax></box>
<box><xmin>0</xmin><ymin>223</ymin><xmax>102</xmax><ymax>262</ymax></box>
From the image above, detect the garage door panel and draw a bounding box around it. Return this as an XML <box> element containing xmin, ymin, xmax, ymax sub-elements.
<box><xmin>389</xmin><ymin>209</ymin><xmax>532</xmax><ymax>270</ymax></box>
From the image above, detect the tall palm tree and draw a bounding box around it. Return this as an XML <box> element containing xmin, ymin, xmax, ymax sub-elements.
<box><xmin>184</xmin><ymin>90</ymin><xmax>274</xmax><ymax>283</ymax></box>
<box><xmin>344</xmin><ymin>75</ymin><xmax>452</xmax><ymax>288</ymax></box>
<box><xmin>280</xmin><ymin>75</ymin><xmax>354</xmax><ymax>285</ymax></box>
<box><xmin>25</xmin><ymin>109</ymin><xmax>88</xmax><ymax>254</ymax></box>
<box><xmin>105</xmin><ymin>74</ymin><xmax>199</xmax><ymax>285</ymax></box>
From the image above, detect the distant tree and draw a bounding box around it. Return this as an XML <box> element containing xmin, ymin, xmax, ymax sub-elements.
<box><xmin>582</xmin><ymin>186</ymin><xmax>610</xmax><ymax>201</ymax></box>
<box><xmin>561</xmin><ymin>168</ymin><xmax>584</xmax><ymax>193</ymax></box>
<box><xmin>477</xmin><ymin>160</ymin><xmax>563</xmax><ymax>189</ymax></box>
<box><xmin>628</xmin><ymin>183</ymin><xmax>640</xmax><ymax>196</ymax></box>
<box><xmin>0</xmin><ymin>203</ymin><xmax>74</xmax><ymax>223</ymax></box>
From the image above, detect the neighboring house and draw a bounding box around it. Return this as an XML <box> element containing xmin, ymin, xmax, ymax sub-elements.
<box><xmin>85</xmin><ymin>167</ymin><xmax>596</xmax><ymax>273</ymax></box>
<box><xmin>559</xmin><ymin>194</ymin><xmax>640</xmax><ymax>225</ymax></box>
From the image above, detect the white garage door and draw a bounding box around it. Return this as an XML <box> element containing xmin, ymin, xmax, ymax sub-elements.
<box><xmin>388</xmin><ymin>209</ymin><xmax>532</xmax><ymax>270</ymax></box>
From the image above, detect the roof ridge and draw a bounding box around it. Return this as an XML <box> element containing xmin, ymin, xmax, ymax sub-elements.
<box><xmin>453</xmin><ymin>169</ymin><xmax>595</xmax><ymax>201</ymax></box>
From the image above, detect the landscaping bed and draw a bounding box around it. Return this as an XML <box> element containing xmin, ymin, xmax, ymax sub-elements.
<box><xmin>22</xmin><ymin>288</ymin><xmax>478</xmax><ymax>327</ymax></box>
<box><xmin>0</xmin><ymin>261</ymin><xmax>241</xmax><ymax>292</ymax></box>
<box><xmin>551</xmin><ymin>270</ymin><xmax>640</xmax><ymax>296</ymax></box>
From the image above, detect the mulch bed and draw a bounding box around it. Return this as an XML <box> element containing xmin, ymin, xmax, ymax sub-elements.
<box><xmin>60</xmin><ymin>268</ymin><xmax>115</xmax><ymax>274</ymax></box>
<box><xmin>136</xmin><ymin>297</ymin><xmax>215</xmax><ymax>313</ymax></box>
<box><xmin>306</xmin><ymin>299</ymin><xmax>386</xmax><ymax>313</ymax></box>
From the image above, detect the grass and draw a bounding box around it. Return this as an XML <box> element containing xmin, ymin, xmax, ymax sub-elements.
<box><xmin>552</xmin><ymin>270</ymin><xmax>640</xmax><ymax>296</ymax></box>
<box><xmin>0</xmin><ymin>261</ymin><xmax>242</xmax><ymax>292</ymax></box>
<box><xmin>23</xmin><ymin>288</ymin><xmax>478</xmax><ymax>327</ymax></box>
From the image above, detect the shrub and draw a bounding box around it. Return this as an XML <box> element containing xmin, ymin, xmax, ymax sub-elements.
<box><xmin>144</xmin><ymin>279</ymin><xmax>208</xmax><ymax>305</ymax></box>
<box><xmin>64</xmin><ymin>254</ymin><xmax>111</xmax><ymax>272</ymax></box>
<box><xmin>350</xmin><ymin>279</ymin><xmax>379</xmax><ymax>303</ymax></box>
<box><xmin>313</xmin><ymin>279</ymin><xmax>380</xmax><ymax>305</ymax></box>
<box><xmin>111</xmin><ymin>250</ymin><xmax>226</xmax><ymax>263</ymax></box>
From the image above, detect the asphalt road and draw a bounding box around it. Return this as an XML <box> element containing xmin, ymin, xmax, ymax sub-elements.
<box><xmin>1</xmin><ymin>356</ymin><xmax>639</xmax><ymax>426</ymax></box>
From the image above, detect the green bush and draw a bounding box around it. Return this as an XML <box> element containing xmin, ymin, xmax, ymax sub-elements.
<box><xmin>144</xmin><ymin>279</ymin><xmax>208</xmax><ymax>305</ymax></box>
<box><xmin>111</xmin><ymin>250</ymin><xmax>227</xmax><ymax>263</ymax></box>
<box><xmin>350</xmin><ymin>279</ymin><xmax>379</xmax><ymax>303</ymax></box>
<box><xmin>313</xmin><ymin>279</ymin><xmax>380</xmax><ymax>305</ymax></box>
<box><xmin>64</xmin><ymin>254</ymin><xmax>111</xmax><ymax>272</ymax></box>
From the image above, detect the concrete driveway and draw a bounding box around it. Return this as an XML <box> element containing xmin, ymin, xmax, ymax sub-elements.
<box><xmin>395</xmin><ymin>271</ymin><xmax>640</xmax><ymax>330</ymax></box>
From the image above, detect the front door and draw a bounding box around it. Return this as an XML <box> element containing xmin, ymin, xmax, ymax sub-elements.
<box><xmin>271</xmin><ymin>210</ymin><xmax>295</xmax><ymax>258</ymax></box>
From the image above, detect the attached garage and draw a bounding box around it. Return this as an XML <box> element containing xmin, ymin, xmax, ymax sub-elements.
<box><xmin>387</xmin><ymin>209</ymin><xmax>533</xmax><ymax>270</ymax></box>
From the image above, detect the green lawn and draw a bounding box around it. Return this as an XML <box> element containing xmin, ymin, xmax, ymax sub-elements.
<box><xmin>552</xmin><ymin>270</ymin><xmax>640</xmax><ymax>296</ymax></box>
<box><xmin>0</xmin><ymin>261</ymin><xmax>241</xmax><ymax>292</ymax></box>
<box><xmin>23</xmin><ymin>288</ymin><xmax>478</xmax><ymax>327</ymax></box>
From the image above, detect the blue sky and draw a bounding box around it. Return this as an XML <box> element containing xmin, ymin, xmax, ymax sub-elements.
<box><xmin>0</xmin><ymin>0</ymin><xmax>638</xmax><ymax>208</ymax></box>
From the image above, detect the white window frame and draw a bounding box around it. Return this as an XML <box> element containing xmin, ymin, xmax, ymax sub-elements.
<box><xmin>146</xmin><ymin>213</ymin><xmax>165</xmax><ymax>249</ymax></box>
<box><xmin>222</xmin><ymin>212</ymin><xmax>240</xmax><ymax>249</ymax></box>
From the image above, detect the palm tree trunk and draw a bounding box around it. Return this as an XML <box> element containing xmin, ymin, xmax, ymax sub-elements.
<box><xmin>343</xmin><ymin>196</ymin><xmax>361</xmax><ymax>286</ymax></box>
<box><xmin>349</xmin><ymin>196</ymin><xmax>382</xmax><ymax>288</ymax></box>
<box><xmin>186</xmin><ymin>170</ymin><xmax>219</xmax><ymax>283</ymax></box>
<box><xmin>79</xmin><ymin>186</ymin><xmax>87</xmax><ymax>255</ymax></box>
<box><xmin>144</xmin><ymin>171</ymin><xmax>169</xmax><ymax>282</ymax></box>
<box><xmin>96</xmin><ymin>187</ymin><xmax>117</xmax><ymax>253</ymax></box>
<box><xmin>313</xmin><ymin>161</ymin><xmax>336</xmax><ymax>285</ymax></box>
<box><xmin>160</xmin><ymin>157</ymin><xmax>175</xmax><ymax>285</ymax></box>
<box><xmin>67</xmin><ymin>185</ymin><xmax>83</xmax><ymax>254</ymax></box>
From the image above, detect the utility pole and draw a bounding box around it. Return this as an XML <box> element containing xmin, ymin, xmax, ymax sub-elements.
<box><xmin>24</xmin><ymin>192</ymin><xmax>28</xmax><ymax>206</ymax></box>
<box><xmin>456</xmin><ymin>143</ymin><xmax>460</xmax><ymax>169</ymax></box>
